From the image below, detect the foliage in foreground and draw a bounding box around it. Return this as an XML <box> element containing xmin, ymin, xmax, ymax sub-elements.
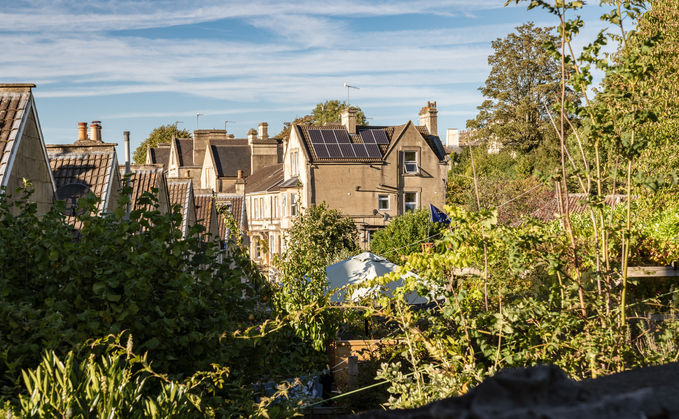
<box><xmin>0</xmin><ymin>185</ymin><xmax>268</xmax><ymax>387</ymax></box>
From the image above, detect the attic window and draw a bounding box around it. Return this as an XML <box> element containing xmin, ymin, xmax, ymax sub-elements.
<box><xmin>404</xmin><ymin>151</ymin><xmax>418</xmax><ymax>174</ymax></box>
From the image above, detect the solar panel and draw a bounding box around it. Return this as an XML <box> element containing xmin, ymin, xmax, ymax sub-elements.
<box><xmin>313</xmin><ymin>143</ymin><xmax>330</xmax><ymax>158</ymax></box>
<box><xmin>321</xmin><ymin>130</ymin><xmax>337</xmax><ymax>143</ymax></box>
<box><xmin>360</xmin><ymin>130</ymin><xmax>375</xmax><ymax>144</ymax></box>
<box><xmin>365</xmin><ymin>144</ymin><xmax>382</xmax><ymax>158</ymax></box>
<box><xmin>334</xmin><ymin>130</ymin><xmax>351</xmax><ymax>143</ymax></box>
<box><xmin>352</xmin><ymin>143</ymin><xmax>368</xmax><ymax>158</ymax></box>
<box><xmin>327</xmin><ymin>143</ymin><xmax>342</xmax><ymax>158</ymax></box>
<box><xmin>339</xmin><ymin>143</ymin><xmax>356</xmax><ymax>158</ymax></box>
<box><xmin>309</xmin><ymin>130</ymin><xmax>324</xmax><ymax>144</ymax></box>
<box><xmin>372</xmin><ymin>130</ymin><xmax>389</xmax><ymax>144</ymax></box>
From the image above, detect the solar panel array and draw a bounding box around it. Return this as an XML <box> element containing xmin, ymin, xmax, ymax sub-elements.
<box><xmin>359</xmin><ymin>129</ymin><xmax>390</xmax><ymax>145</ymax></box>
<box><xmin>310</xmin><ymin>129</ymin><xmax>384</xmax><ymax>159</ymax></box>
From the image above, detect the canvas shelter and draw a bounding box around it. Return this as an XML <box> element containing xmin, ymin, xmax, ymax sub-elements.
<box><xmin>325</xmin><ymin>251</ymin><xmax>427</xmax><ymax>304</ymax></box>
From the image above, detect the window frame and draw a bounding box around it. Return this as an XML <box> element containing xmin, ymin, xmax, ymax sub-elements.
<box><xmin>404</xmin><ymin>192</ymin><xmax>418</xmax><ymax>213</ymax></box>
<box><xmin>291</xmin><ymin>193</ymin><xmax>298</xmax><ymax>217</ymax></box>
<box><xmin>378</xmin><ymin>194</ymin><xmax>390</xmax><ymax>211</ymax></box>
<box><xmin>403</xmin><ymin>151</ymin><xmax>419</xmax><ymax>174</ymax></box>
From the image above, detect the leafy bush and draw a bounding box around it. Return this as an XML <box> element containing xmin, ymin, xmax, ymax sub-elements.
<box><xmin>369</xmin><ymin>209</ymin><xmax>448</xmax><ymax>264</ymax></box>
<box><xmin>0</xmin><ymin>185</ymin><xmax>270</xmax><ymax>394</ymax></box>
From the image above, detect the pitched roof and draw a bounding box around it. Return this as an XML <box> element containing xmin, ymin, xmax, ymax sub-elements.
<box><xmin>194</xmin><ymin>192</ymin><xmax>215</xmax><ymax>237</ymax></box>
<box><xmin>174</xmin><ymin>138</ymin><xmax>195</xmax><ymax>167</ymax></box>
<box><xmin>215</xmin><ymin>195</ymin><xmax>245</xmax><ymax>239</ymax></box>
<box><xmin>244</xmin><ymin>164</ymin><xmax>283</xmax><ymax>193</ymax></box>
<box><xmin>0</xmin><ymin>90</ymin><xmax>31</xmax><ymax>185</ymax></box>
<box><xmin>47</xmin><ymin>147</ymin><xmax>118</xmax><ymax>214</ymax></box>
<box><xmin>293</xmin><ymin>123</ymin><xmax>447</xmax><ymax>164</ymax></box>
<box><xmin>211</xmin><ymin>144</ymin><xmax>251</xmax><ymax>177</ymax></box>
<box><xmin>120</xmin><ymin>164</ymin><xmax>166</xmax><ymax>212</ymax></box>
<box><xmin>149</xmin><ymin>146</ymin><xmax>170</xmax><ymax>167</ymax></box>
<box><xmin>530</xmin><ymin>193</ymin><xmax>630</xmax><ymax>222</ymax></box>
<box><xmin>166</xmin><ymin>178</ymin><xmax>193</xmax><ymax>236</ymax></box>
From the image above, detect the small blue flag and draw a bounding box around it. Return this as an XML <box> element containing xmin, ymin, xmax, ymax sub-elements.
<box><xmin>429</xmin><ymin>204</ymin><xmax>450</xmax><ymax>224</ymax></box>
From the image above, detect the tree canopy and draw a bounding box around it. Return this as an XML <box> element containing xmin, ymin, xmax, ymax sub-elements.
<box><xmin>467</xmin><ymin>22</ymin><xmax>580</xmax><ymax>154</ymax></box>
<box><xmin>273</xmin><ymin>100</ymin><xmax>368</xmax><ymax>139</ymax></box>
<box><xmin>133</xmin><ymin>124</ymin><xmax>192</xmax><ymax>164</ymax></box>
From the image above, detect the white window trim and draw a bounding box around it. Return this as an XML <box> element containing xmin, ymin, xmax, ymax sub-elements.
<box><xmin>403</xmin><ymin>151</ymin><xmax>419</xmax><ymax>174</ymax></box>
<box><xmin>378</xmin><ymin>194</ymin><xmax>390</xmax><ymax>211</ymax></box>
<box><xmin>291</xmin><ymin>193</ymin><xmax>298</xmax><ymax>217</ymax></box>
<box><xmin>404</xmin><ymin>192</ymin><xmax>418</xmax><ymax>213</ymax></box>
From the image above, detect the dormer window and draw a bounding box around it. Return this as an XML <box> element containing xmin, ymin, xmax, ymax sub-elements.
<box><xmin>404</xmin><ymin>151</ymin><xmax>418</xmax><ymax>174</ymax></box>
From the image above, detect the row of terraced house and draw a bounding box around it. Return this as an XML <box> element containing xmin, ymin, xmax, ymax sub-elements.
<box><xmin>1</xmin><ymin>83</ymin><xmax>450</xmax><ymax>273</ymax></box>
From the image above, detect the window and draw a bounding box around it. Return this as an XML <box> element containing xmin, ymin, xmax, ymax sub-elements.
<box><xmin>403</xmin><ymin>151</ymin><xmax>418</xmax><ymax>174</ymax></box>
<box><xmin>291</xmin><ymin>151</ymin><xmax>299</xmax><ymax>176</ymax></box>
<box><xmin>291</xmin><ymin>193</ymin><xmax>298</xmax><ymax>217</ymax></box>
<box><xmin>254</xmin><ymin>238</ymin><xmax>261</xmax><ymax>259</ymax></box>
<box><xmin>281</xmin><ymin>195</ymin><xmax>287</xmax><ymax>217</ymax></box>
<box><xmin>260</xmin><ymin>197</ymin><xmax>265</xmax><ymax>219</ymax></box>
<box><xmin>404</xmin><ymin>192</ymin><xmax>418</xmax><ymax>213</ymax></box>
<box><xmin>378</xmin><ymin>194</ymin><xmax>390</xmax><ymax>211</ymax></box>
<box><xmin>273</xmin><ymin>196</ymin><xmax>278</xmax><ymax>218</ymax></box>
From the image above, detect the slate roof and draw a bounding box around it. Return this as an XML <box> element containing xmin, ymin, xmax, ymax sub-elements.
<box><xmin>149</xmin><ymin>146</ymin><xmax>170</xmax><ymax>167</ymax></box>
<box><xmin>244</xmin><ymin>164</ymin><xmax>283</xmax><ymax>193</ymax></box>
<box><xmin>174</xmin><ymin>138</ymin><xmax>195</xmax><ymax>167</ymax></box>
<box><xmin>47</xmin><ymin>148</ymin><xmax>117</xmax><ymax>214</ymax></box>
<box><xmin>530</xmin><ymin>193</ymin><xmax>630</xmax><ymax>222</ymax></box>
<box><xmin>211</xmin><ymin>144</ymin><xmax>251</xmax><ymax>177</ymax></box>
<box><xmin>293</xmin><ymin>122</ymin><xmax>447</xmax><ymax>164</ymax></box>
<box><xmin>0</xmin><ymin>90</ymin><xmax>31</xmax><ymax>185</ymax></box>
<box><xmin>167</xmin><ymin>178</ymin><xmax>193</xmax><ymax>235</ymax></box>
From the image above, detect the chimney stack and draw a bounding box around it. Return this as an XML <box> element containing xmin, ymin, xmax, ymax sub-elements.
<box><xmin>90</xmin><ymin>121</ymin><xmax>102</xmax><ymax>142</ymax></box>
<box><xmin>418</xmin><ymin>101</ymin><xmax>438</xmax><ymax>137</ymax></box>
<box><xmin>257</xmin><ymin>123</ymin><xmax>269</xmax><ymax>140</ymax></box>
<box><xmin>247</xmin><ymin>129</ymin><xmax>257</xmax><ymax>143</ymax></box>
<box><xmin>78</xmin><ymin>122</ymin><xmax>88</xmax><ymax>141</ymax></box>
<box><xmin>341</xmin><ymin>107</ymin><xmax>357</xmax><ymax>134</ymax></box>
<box><xmin>235</xmin><ymin>170</ymin><xmax>245</xmax><ymax>195</ymax></box>
<box><xmin>123</xmin><ymin>131</ymin><xmax>130</xmax><ymax>174</ymax></box>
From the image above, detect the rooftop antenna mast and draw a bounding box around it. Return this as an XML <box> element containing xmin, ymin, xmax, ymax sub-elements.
<box><xmin>196</xmin><ymin>113</ymin><xmax>204</xmax><ymax>130</ymax></box>
<box><xmin>174</xmin><ymin>120</ymin><xmax>184</xmax><ymax>128</ymax></box>
<box><xmin>344</xmin><ymin>83</ymin><xmax>359</xmax><ymax>107</ymax></box>
<box><xmin>225</xmin><ymin>120</ymin><xmax>235</xmax><ymax>131</ymax></box>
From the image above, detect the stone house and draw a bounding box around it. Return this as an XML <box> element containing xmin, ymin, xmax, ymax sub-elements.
<box><xmin>146</xmin><ymin>102</ymin><xmax>449</xmax><ymax>265</ymax></box>
<box><xmin>0</xmin><ymin>83</ymin><xmax>55</xmax><ymax>214</ymax></box>
<box><xmin>279</xmin><ymin>102</ymin><xmax>449</xmax><ymax>247</ymax></box>
<box><xmin>47</xmin><ymin>121</ymin><xmax>122</xmax><ymax>227</ymax></box>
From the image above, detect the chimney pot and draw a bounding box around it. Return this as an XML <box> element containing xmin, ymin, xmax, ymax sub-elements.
<box><xmin>237</xmin><ymin>169</ymin><xmax>244</xmax><ymax>179</ymax></box>
<box><xmin>90</xmin><ymin>121</ymin><xmax>102</xmax><ymax>142</ymax></box>
<box><xmin>184</xmin><ymin>170</ymin><xmax>190</xmax><ymax>178</ymax></box>
<box><xmin>78</xmin><ymin>122</ymin><xmax>88</xmax><ymax>141</ymax></box>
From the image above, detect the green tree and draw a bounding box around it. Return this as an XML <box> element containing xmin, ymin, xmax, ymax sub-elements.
<box><xmin>311</xmin><ymin>100</ymin><xmax>368</xmax><ymax>127</ymax></box>
<box><xmin>369</xmin><ymin>209</ymin><xmax>448</xmax><ymax>264</ymax></box>
<box><xmin>273</xmin><ymin>100</ymin><xmax>368</xmax><ymax>139</ymax></box>
<box><xmin>133</xmin><ymin>124</ymin><xmax>191</xmax><ymax>164</ymax></box>
<box><xmin>467</xmin><ymin>22</ymin><xmax>580</xmax><ymax>154</ymax></box>
<box><xmin>273</xmin><ymin>203</ymin><xmax>358</xmax><ymax>354</ymax></box>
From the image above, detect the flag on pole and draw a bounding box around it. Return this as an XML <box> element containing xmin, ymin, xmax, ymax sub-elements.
<box><xmin>429</xmin><ymin>204</ymin><xmax>450</xmax><ymax>224</ymax></box>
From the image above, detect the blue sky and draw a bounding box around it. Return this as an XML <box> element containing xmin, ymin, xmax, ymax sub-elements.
<box><xmin>1</xmin><ymin>0</ymin><xmax>616</xmax><ymax>158</ymax></box>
